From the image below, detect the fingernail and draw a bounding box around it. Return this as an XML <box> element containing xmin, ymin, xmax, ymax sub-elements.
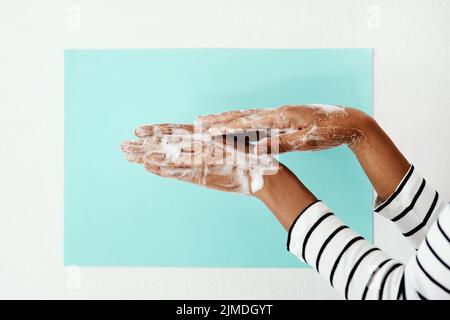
<box><xmin>120</xmin><ymin>141</ymin><xmax>129</xmax><ymax>152</ymax></box>
<box><xmin>126</xmin><ymin>152</ymin><xmax>137</xmax><ymax>162</ymax></box>
<box><xmin>134</xmin><ymin>126</ymin><xmax>148</xmax><ymax>137</ymax></box>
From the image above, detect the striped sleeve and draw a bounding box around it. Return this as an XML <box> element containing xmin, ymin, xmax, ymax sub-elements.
<box><xmin>404</xmin><ymin>203</ymin><xmax>450</xmax><ymax>299</ymax></box>
<box><xmin>288</xmin><ymin>201</ymin><xmax>406</xmax><ymax>299</ymax></box>
<box><xmin>373</xmin><ymin>165</ymin><xmax>446</xmax><ymax>248</ymax></box>
<box><xmin>288</xmin><ymin>200</ymin><xmax>450</xmax><ymax>299</ymax></box>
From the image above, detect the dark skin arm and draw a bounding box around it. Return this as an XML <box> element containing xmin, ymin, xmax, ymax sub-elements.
<box><xmin>254</xmin><ymin>164</ymin><xmax>317</xmax><ymax>230</ymax></box>
<box><xmin>348</xmin><ymin>113</ymin><xmax>410</xmax><ymax>201</ymax></box>
<box><xmin>201</xmin><ymin>106</ymin><xmax>410</xmax><ymax>229</ymax></box>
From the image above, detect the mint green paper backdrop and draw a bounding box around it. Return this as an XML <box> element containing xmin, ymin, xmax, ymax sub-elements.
<box><xmin>65</xmin><ymin>49</ymin><xmax>372</xmax><ymax>267</ymax></box>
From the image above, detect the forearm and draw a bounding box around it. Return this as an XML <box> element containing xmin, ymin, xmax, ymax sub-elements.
<box><xmin>255</xmin><ymin>164</ymin><xmax>406</xmax><ymax>299</ymax></box>
<box><xmin>254</xmin><ymin>164</ymin><xmax>317</xmax><ymax>230</ymax></box>
<box><xmin>346</xmin><ymin>110</ymin><xmax>411</xmax><ymax>201</ymax></box>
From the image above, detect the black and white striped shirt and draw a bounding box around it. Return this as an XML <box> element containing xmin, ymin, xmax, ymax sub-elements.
<box><xmin>288</xmin><ymin>165</ymin><xmax>450</xmax><ymax>299</ymax></box>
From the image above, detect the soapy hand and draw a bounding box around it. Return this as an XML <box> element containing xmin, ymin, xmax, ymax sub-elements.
<box><xmin>121</xmin><ymin>124</ymin><xmax>279</xmax><ymax>195</ymax></box>
<box><xmin>197</xmin><ymin>104</ymin><xmax>367</xmax><ymax>154</ymax></box>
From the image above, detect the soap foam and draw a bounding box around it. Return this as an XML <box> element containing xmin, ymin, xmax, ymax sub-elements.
<box><xmin>309</xmin><ymin>104</ymin><xmax>346</xmax><ymax>114</ymax></box>
<box><xmin>124</xmin><ymin>127</ymin><xmax>279</xmax><ymax>195</ymax></box>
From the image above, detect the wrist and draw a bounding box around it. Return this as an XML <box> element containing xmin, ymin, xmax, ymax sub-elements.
<box><xmin>254</xmin><ymin>163</ymin><xmax>291</xmax><ymax>200</ymax></box>
<box><xmin>344</xmin><ymin>108</ymin><xmax>378</xmax><ymax>153</ymax></box>
<box><xmin>254</xmin><ymin>164</ymin><xmax>317</xmax><ymax>230</ymax></box>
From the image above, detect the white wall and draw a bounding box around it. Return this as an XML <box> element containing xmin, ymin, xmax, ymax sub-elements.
<box><xmin>0</xmin><ymin>0</ymin><xmax>448</xmax><ymax>299</ymax></box>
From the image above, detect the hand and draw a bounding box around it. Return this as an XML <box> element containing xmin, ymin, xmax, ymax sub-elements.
<box><xmin>197</xmin><ymin>104</ymin><xmax>370</xmax><ymax>154</ymax></box>
<box><xmin>198</xmin><ymin>104</ymin><xmax>410</xmax><ymax>202</ymax></box>
<box><xmin>121</xmin><ymin>123</ymin><xmax>317</xmax><ymax>229</ymax></box>
<box><xmin>121</xmin><ymin>124</ymin><xmax>279</xmax><ymax>195</ymax></box>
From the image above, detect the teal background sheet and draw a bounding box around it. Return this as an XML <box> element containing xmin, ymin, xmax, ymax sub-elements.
<box><xmin>64</xmin><ymin>48</ymin><xmax>373</xmax><ymax>267</ymax></box>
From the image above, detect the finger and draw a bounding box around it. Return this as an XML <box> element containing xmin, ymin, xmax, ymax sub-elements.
<box><xmin>145</xmin><ymin>152</ymin><xmax>166</xmax><ymax>163</ymax></box>
<box><xmin>144</xmin><ymin>162</ymin><xmax>161</xmax><ymax>175</ymax></box>
<box><xmin>146</xmin><ymin>153</ymin><xmax>197</xmax><ymax>168</ymax></box>
<box><xmin>125</xmin><ymin>152</ymin><xmax>145</xmax><ymax>163</ymax></box>
<box><xmin>134</xmin><ymin>125</ymin><xmax>158</xmax><ymax>138</ymax></box>
<box><xmin>141</xmin><ymin>133</ymin><xmax>187</xmax><ymax>149</ymax></box>
<box><xmin>207</xmin><ymin>111</ymin><xmax>290</xmax><ymax>136</ymax></box>
<box><xmin>159</xmin><ymin>166</ymin><xmax>195</xmax><ymax>180</ymax></box>
<box><xmin>207</xmin><ymin>122</ymin><xmax>252</xmax><ymax>136</ymax></box>
<box><xmin>180</xmin><ymin>140</ymin><xmax>203</xmax><ymax>153</ymax></box>
<box><xmin>120</xmin><ymin>140</ymin><xmax>143</xmax><ymax>153</ymax></box>
<box><xmin>146</xmin><ymin>163</ymin><xmax>197</xmax><ymax>181</ymax></box>
<box><xmin>135</xmin><ymin>123</ymin><xmax>194</xmax><ymax>138</ymax></box>
<box><xmin>121</xmin><ymin>140</ymin><xmax>145</xmax><ymax>163</ymax></box>
<box><xmin>196</xmin><ymin>109</ymin><xmax>261</xmax><ymax>127</ymax></box>
<box><xmin>125</xmin><ymin>143</ymin><xmax>144</xmax><ymax>153</ymax></box>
